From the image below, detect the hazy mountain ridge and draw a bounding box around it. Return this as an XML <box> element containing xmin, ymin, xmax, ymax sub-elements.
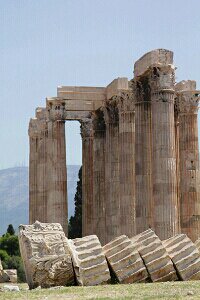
<box><xmin>0</xmin><ymin>165</ymin><xmax>80</xmax><ymax>235</ymax></box>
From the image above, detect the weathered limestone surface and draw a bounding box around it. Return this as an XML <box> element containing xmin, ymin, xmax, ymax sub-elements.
<box><xmin>103</xmin><ymin>235</ymin><xmax>148</xmax><ymax>283</ymax></box>
<box><xmin>175</xmin><ymin>81</ymin><xmax>200</xmax><ymax>242</ymax></box>
<box><xmin>163</xmin><ymin>234</ymin><xmax>200</xmax><ymax>280</ymax></box>
<box><xmin>81</xmin><ymin>118</ymin><xmax>94</xmax><ymax>237</ymax></box>
<box><xmin>46</xmin><ymin>103</ymin><xmax>68</xmax><ymax>234</ymax></box>
<box><xmin>68</xmin><ymin>235</ymin><xmax>110</xmax><ymax>286</ymax></box>
<box><xmin>131</xmin><ymin>229</ymin><xmax>177</xmax><ymax>282</ymax></box>
<box><xmin>19</xmin><ymin>221</ymin><xmax>74</xmax><ymax>289</ymax></box>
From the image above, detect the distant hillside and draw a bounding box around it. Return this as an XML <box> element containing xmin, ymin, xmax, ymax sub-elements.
<box><xmin>0</xmin><ymin>165</ymin><xmax>80</xmax><ymax>235</ymax></box>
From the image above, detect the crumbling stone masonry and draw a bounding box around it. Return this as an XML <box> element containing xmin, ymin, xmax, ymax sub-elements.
<box><xmin>29</xmin><ymin>49</ymin><xmax>200</xmax><ymax>243</ymax></box>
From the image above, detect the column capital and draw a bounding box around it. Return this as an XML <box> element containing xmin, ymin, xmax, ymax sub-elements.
<box><xmin>175</xmin><ymin>91</ymin><xmax>200</xmax><ymax>114</ymax></box>
<box><xmin>80</xmin><ymin>117</ymin><xmax>93</xmax><ymax>139</ymax></box>
<box><xmin>47</xmin><ymin>101</ymin><xmax>65</xmax><ymax>121</ymax></box>
<box><xmin>92</xmin><ymin>110</ymin><xmax>106</xmax><ymax>134</ymax></box>
<box><xmin>114</xmin><ymin>91</ymin><xmax>135</xmax><ymax>112</ymax></box>
<box><xmin>102</xmin><ymin>99</ymin><xmax>119</xmax><ymax>125</ymax></box>
<box><xmin>28</xmin><ymin>118</ymin><xmax>47</xmax><ymax>138</ymax></box>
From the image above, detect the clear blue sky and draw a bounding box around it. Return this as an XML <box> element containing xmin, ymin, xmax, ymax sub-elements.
<box><xmin>0</xmin><ymin>0</ymin><xmax>200</xmax><ymax>169</ymax></box>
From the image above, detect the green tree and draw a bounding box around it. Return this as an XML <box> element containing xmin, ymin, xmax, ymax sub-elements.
<box><xmin>6</xmin><ymin>224</ymin><xmax>15</xmax><ymax>235</ymax></box>
<box><xmin>68</xmin><ymin>166</ymin><xmax>82</xmax><ymax>239</ymax></box>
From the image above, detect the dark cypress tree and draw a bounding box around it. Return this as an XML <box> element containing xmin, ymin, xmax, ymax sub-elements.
<box><xmin>6</xmin><ymin>224</ymin><xmax>15</xmax><ymax>235</ymax></box>
<box><xmin>68</xmin><ymin>166</ymin><xmax>82</xmax><ymax>239</ymax></box>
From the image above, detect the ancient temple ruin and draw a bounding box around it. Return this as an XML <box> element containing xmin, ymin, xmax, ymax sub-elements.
<box><xmin>28</xmin><ymin>49</ymin><xmax>200</xmax><ymax>244</ymax></box>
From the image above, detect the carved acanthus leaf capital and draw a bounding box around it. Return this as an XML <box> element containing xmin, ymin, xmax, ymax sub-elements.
<box><xmin>114</xmin><ymin>91</ymin><xmax>135</xmax><ymax>112</ymax></box>
<box><xmin>102</xmin><ymin>99</ymin><xmax>119</xmax><ymax>124</ymax></box>
<box><xmin>47</xmin><ymin>102</ymin><xmax>65</xmax><ymax>121</ymax></box>
<box><xmin>149</xmin><ymin>64</ymin><xmax>175</xmax><ymax>91</ymax></box>
<box><xmin>29</xmin><ymin>118</ymin><xmax>47</xmax><ymax>138</ymax></box>
<box><xmin>80</xmin><ymin>117</ymin><xmax>93</xmax><ymax>138</ymax></box>
<box><xmin>92</xmin><ymin>110</ymin><xmax>106</xmax><ymax>134</ymax></box>
<box><xmin>175</xmin><ymin>92</ymin><xmax>200</xmax><ymax>114</ymax></box>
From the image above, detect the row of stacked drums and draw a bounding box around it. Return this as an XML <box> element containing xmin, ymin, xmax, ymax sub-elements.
<box><xmin>67</xmin><ymin>229</ymin><xmax>200</xmax><ymax>286</ymax></box>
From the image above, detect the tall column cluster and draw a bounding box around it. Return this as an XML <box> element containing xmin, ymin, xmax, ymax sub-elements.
<box><xmin>29</xmin><ymin>49</ymin><xmax>200</xmax><ymax>243</ymax></box>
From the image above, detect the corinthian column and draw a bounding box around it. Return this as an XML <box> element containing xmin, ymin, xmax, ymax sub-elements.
<box><xmin>28</xmin><ymin>118</ymin><xmax>39</xmax><ymax>224</ymax></box>
<box><xmin>35</xmin><ymin>108</ymin><xmax>47</xmax><ymax>223</ymax></box>
<box><xmin>46</xmin><ymin>102</ymin><xmax>68</xmax><ymax>234</ymax></box>
<box><xmin>175</xmin><ymin>80</ymin><xmax>200</xmax><ymax>241</ymax></box>
<box><xmin>133</xmin><ymin>78</ymin><xmax>154</xmax><ymax>234</ymax></box>
<box><xmin>81</xmin><ymin>117</ymin><xmax>94</xmax><ymax>237</ymax></box>
<box><xmin>92</xmin><ymin>110</ymin><xmax>106</xmax><ymax>244</ymax></box>
<box><xmin>103</xmin><ymin>100</ymin><xmax>120</xmax><ymax>242</ymax></box>
<box><xmin>150</xmin><ymin>63</ymin><xmax>179</xmax><ymax>239</ymax></box>
<box><xmin>117</xmin><ymin>91</ymin><xmax>136</xmax><ymax>237</ymax></box>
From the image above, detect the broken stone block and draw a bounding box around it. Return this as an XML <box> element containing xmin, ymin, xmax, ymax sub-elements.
<box><xmin>68</xmin><ymin>235</ymin><xmax>110</xmax><ymax>286</ymax></box>
<box><xmin>102</xmin><ymin>235</ymin><xmax>149</xmax><ymax>283</ymax></box>
<box><xmin>0</xmin><ymin>259</ymin><xmax>3</xmax><ymax>272</ymax></box>
<box><xmin>19</xmin><ymin>221</ymin><xmax>74</xmax><ymax>289</ymax></box>
<box><xmin>2</xmin><ymin>270</ymin><xmax>17</xmax><ymax>283</ymax></box>
<box><xmin>131</xmin><ymin>229</ymin><xmax>177</xmax><ymax>282</ymax></box>
<box><xmin>163</xmin><ymin>234</ymin><xmax>200</xmax><ymax>280</ymax></box>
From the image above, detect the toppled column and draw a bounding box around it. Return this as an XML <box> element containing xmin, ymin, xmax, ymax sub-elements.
<box><xmin>175</xmin><ymin>81</ymin><xmax>200</xmax><ymax>242</ymax></box>
<box><xmin>46</xmin><ymin>101</ymin><xmax>68</xmax><ymax>234</ymax></box>
<box><xmin>117</xmin><ymin>91</ymin><xmax>136</xmax><ymax>237</ymax></box>
<box><xmin>92</xmin><ymin>110</ymin><xmax>106</xmax><ymax>244</ymax></box>
<box><xmin>19</xmin><ymin>221</ymin><xmax>74</xmax><ymax>289</ymax></box>
<box><xmin>103</xmin><ymin>100</ymin><xmax>120</xmax><ymax>242</ymax></box>
<box><xmin>68</xmin><ymin>235</ymin><xmax>110</xmax><ymax>286</ymax></box>
<box><xmin>163</xmin><ymin>234</ymin><xmax>200</xmax><ymax>280</ymax></box>
<box><xmin>102</xmin><ymin>235</ymin><xmax>149</xmax><ymax>283</ymax></box>
<box><xmin>81</xmin><ymin>117</ymin><xmax>94</xmax><ymax>237</ymax></box>
<box><xmin>131</xmin><ymin>229</ymin><xmax>177</xmax><ymax>282</ymax></box>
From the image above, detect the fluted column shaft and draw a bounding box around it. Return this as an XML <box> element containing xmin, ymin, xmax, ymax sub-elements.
<box><xmin>104</xmin><ymin>101</ymin><xmax>120</xmax><ymax>243</ymax></box>
<box><xmin>46</xmin><ymin>118</ymin><xmax>68</xmax><ymax>234</ymax></box>
<box><xmin>92</xmin><ymin>111</ymin><xmax>106</xmax><ymax>244</ymax></box>
<box><xmin>151</xmin><ymin>66</ymin><xmax>179</xmax><ymax>239</ymax></box>
<box><xmin>36</xmin><ymin>127</ymin><xmax>47</xmax><ymax>223</ymax></box>
<box><xmin>29</xmin><ymin>122</ymin><xmax>38</xmax><ymax>224</ymax></box>
<box><xmin>134</xmin><ymin>80</ymin><xmax>154</xmax><ymax>233</ymax></box>
<box><xmin>118</xmin><ymin>92</ymin><xmax>136</xmax><ymax>237</ymax></box>
<box><xmin>81</xmin><ymin>118</ymin><xmax>94</xmax><ymax>237</ymax></box>
<box><xmin>176</xmin><ymin>90</ymin><xmax>200</xmax><ymax>241</ymax></box>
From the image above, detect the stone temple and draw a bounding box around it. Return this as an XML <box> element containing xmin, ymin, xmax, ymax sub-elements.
<box><xmin>28</xmin><ymin>49</ymin><xmax>200</xmax><ymax>244</ymax></box>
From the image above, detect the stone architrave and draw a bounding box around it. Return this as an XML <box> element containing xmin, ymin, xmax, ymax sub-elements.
<box><xmin>19</xmin><ymin>221</ymin><xmax>74</xmax><ymax>289</ymax></box>
<box><xmin>92</xmin><ymin>110</ymin><xmax>106</xmax><ymax>245</ymax></box>
<box><xmin>68</xmin><ymin>235</ymin><xmax>110</xmax><ymax>286</ymax></box>
<box><xmin>163</xmin><ymin>234</ymin><xmax>200</xmax><ymax>280</ymax></box>
<box><xmin>103</xmin><ymin>100</ymin><xmax>120</xmax><ymax>243</ymax></box>
<box><xmin>46</xmin><ymin>102</ymin><xmax>68</xmax><ymax>234</ymax></box>
<box><xmin>102</xmin><ymin>235</ymin><xmax>149</xmax><ymax>283</ymax></box>
<box><xmin>117</xmin><ymin>91</ymin><xmax>136</xmax><ymax>237</ymax></box>
<box><xmin>131</xmin><ymin>229</ymin><xmax>177</xmax><ymax>282</ymax></box>
<box><xmin>175</xmin><ymin>81</ymin><xmax>200</xmax><ymax>242</ymax></box>
<box><xmin>81</xmin><ymin>117</ymin><xmax>94</xmax><ymax>237</ymax></box>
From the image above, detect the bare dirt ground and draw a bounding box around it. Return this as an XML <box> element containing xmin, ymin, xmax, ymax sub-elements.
<box><xmin>0</xmin><ymin>281</ymin><xmax>200</xmax><ymax>300</ymax></box>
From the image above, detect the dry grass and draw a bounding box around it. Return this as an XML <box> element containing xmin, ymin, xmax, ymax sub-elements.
<box><xmin>1</xmin><ymin>281</ymin><xmax>200</xmax><ymax>300</ymax></box>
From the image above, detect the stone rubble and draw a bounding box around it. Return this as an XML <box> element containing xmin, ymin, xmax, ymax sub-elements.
<box><xmin>102</xmin><ymin>235</ymin><xmax>149</xmax><ymax>283</ymax></box>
